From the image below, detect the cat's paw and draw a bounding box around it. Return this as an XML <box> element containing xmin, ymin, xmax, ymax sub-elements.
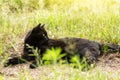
<box><xmin>29</xmin><ymin>61</ymin><xmax>38</xmax><ymax>69</ymax></box>
<box><xmin>4</xmin><ymin>59</ymin><xmax>13</xmax><ymax>67</ymax></box>
<box><xmin>4</xmin><ymin>58</ymin><xmax>19</xmax><ymax>67</ymax></box>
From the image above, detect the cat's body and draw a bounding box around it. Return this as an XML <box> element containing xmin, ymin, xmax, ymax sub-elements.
<box><xmin>4</xmin><ymin>23</ymin><xmax>120</xmax><ymax>68</ymax></box>
<box><xmin>48</xmin><ymin>38</ymin><xmax>100</xmax><ymax>62</ymax></box>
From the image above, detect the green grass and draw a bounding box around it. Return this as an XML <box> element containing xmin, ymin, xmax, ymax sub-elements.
<box><xmin>1</xmin><ymin>0</ymin><xmax>120</xmax><ymax>79</ymax></box>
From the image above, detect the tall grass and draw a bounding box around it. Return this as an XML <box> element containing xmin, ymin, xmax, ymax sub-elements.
<box><xmin>1</xmin><ymin>0</ymin><xmax>120</xmax><ymax>79</ymax></box>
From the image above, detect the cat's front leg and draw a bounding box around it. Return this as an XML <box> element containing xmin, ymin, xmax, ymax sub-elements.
<box><xmin>4</xmin><ymin>54</ymin><xmax>35</xmax><ymax>67</ymax></box>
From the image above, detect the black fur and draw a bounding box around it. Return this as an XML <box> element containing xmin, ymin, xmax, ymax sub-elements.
<box><xmin>4</xmin><ymin>23</ymin><xmax>120</xmax><ymax>68</ymax></box>
<box><xmin>4</xmin><ymin>23</ymin><xmax>49</xmax><ymax>67</ymax></box>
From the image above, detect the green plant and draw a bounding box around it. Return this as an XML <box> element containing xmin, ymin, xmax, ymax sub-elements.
<box><xmin>42</xmin><ymin>47</ymin><xmax>66</xmax><ymax>64</ymax></box>
<box><xmin>26</xmin><ymin>44</ymin><xmax>42</xmax><ymax>67</ymax></box>
<box><xmin>70</xmin><ymin>55</ymin><xmax>94</xmax><ymax>71</ymax></box>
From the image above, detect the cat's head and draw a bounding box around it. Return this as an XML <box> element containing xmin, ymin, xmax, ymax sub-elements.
<box><xmin>25</xmin><ymin>23</ymin><xmax>49</xmax><ymax>46</ymax></box>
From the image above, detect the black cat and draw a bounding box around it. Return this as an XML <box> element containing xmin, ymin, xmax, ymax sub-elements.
<box><xmin>4</xmin><ymin>23</ymin><xmax>120</xmax><ymax>68</ymax></box>
<box><xmin>4</xmin><ymin>23</ymin><xmax>49</xmax><ymax>67</ymax></box>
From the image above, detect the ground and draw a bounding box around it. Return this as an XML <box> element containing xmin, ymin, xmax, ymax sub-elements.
<box><xmin>0</xmin><ymin>43</ymin><xmax>120</xmax><ymax>80</ymax></box>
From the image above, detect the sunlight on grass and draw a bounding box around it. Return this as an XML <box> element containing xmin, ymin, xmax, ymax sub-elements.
<box><xmin>0</xmin><ymin>75</ymin><xmax>3</xmax><ymax>80</ymax></box>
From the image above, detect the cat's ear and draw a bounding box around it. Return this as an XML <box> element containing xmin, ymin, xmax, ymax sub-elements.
<box><xmin>40</xmin><ymin>24</ymin><xmax>45</xmax><ymax>29</ymax></box>
<box><xmin>32</xmin><ymin>23</ymin><xmax>41</xmax><ymax>32</ymax></box>
<box><xmin>34</xmin><ymin>23</ymin><xmax>41</xmax><ymax>29</ymax></box>
<box><xmin>37</xmin><ymin>23</ymin><xmax>41</xmax><ymax>28</ymax></box>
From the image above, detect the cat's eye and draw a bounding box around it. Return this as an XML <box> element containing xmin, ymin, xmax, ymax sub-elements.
<box><xmin>43</xmin><ymin>34</ymin><xmax>46</xmax><ymax>37</ymax></box>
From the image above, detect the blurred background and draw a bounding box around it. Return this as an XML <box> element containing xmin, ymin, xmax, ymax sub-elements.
<box><xmin>1</xmin><ymin>0</ymin><xmax>120</xmax><ymax>56</ymax></box>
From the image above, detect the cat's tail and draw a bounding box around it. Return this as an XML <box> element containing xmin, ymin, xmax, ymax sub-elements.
<box><xmin>100</xmin><ymin>43</ymin><xmax>120</xmax><ymax>54</ymax></box>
